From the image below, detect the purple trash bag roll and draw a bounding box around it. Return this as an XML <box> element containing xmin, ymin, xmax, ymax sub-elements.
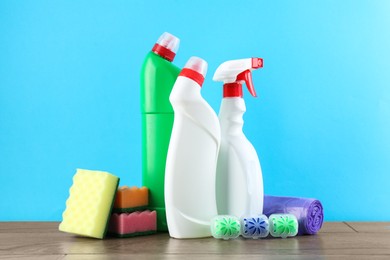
<box><xmin>263</xmin><ymin>195</ymin><xmax>324</xmax><ymax>235</ymax></box>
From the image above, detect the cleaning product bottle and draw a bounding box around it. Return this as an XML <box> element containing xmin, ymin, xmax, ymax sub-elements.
<box><xmin>140</xmin><ymin>32</ymin><xmax>181</xmax><ymax>232</ymax></box>
<box><xmin>165</xmin><ymin>57</ymin><xmax>220</xmax><ymax>238</ymax></box>
<box><xmin>213</xmin><ymin>57</ymin><xmax>264</xmax><ymax>217</ymax></box>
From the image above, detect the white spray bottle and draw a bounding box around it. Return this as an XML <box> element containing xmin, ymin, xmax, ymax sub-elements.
<box><xmin>165</xmin><ymin>57</ymin><xmax>220</xmax><ymax>238</ymax></box>
<box><xmin>213</xmin><ymin>57</ymin><xmax>264</xmax><ymax>217</ymax></box>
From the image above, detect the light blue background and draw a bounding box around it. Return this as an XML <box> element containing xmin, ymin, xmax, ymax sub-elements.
<box><xmin>1</xmin><ymin>0</ymin><xmax>389</xmax><ymax>221</ymax></box>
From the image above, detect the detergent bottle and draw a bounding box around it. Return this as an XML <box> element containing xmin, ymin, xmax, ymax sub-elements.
<box><xmin>165</xmin><ymin>57</ymin><xmax>220</xmax><ymax>238</ymax></box>
<box><xmin>213</xmin><ymin>58</ymin><xmax>264</xmax><ymax>217</ymax></box>
<box><xmin>140</xmin><ymin>32</ymin><xmax>181</xmax><ymax>231</ymax></box>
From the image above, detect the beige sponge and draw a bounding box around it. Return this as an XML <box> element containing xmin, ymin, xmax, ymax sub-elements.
<box><xmin>59</xmin><ymin>169</ymin><xmax>119</xmax><ymax>239</ymax></box>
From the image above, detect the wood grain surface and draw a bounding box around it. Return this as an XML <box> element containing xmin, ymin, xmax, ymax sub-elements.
<box><xmin>0</xmin><ymin>222</ymin><xmax>390</xmax><ymax>259</ymax></box>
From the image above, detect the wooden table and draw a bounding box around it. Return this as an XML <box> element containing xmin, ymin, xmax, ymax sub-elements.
<box><xmin>1</xmin><ymin>222</ymin><xmax>390</xmax><ymax>259</ymax></box>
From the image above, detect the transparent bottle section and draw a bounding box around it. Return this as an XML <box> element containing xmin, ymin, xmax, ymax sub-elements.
<box><xmin>156</xmin><ymin>32</ymin><xmax>180</xmax><ymax>54</ymax></box>
<box><xmin>184</xmin><ymin>56</ymin><xmax>208</xmax><ymax>78</ymax></box>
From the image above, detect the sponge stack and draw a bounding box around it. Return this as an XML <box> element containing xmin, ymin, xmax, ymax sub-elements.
<box><xmin>108</xmin><ymin>186</ymin><xmax>157</xmax><ymax>237</ymax></box>
<box><xmin>59</xmin><ymin>169</ymin><xmax>119</xmax><ymax>239</ymax></box>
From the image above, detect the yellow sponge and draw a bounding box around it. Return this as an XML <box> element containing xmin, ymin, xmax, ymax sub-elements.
<box><xmin>59</xmin><ymin>169</ymin><xmax>119</xmax><ymax>239</ymax></box>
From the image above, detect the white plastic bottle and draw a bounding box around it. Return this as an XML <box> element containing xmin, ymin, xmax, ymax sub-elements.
<box><xmin>213</xmin><ymin>58</ymin><xmax>264</xmax><ymax>217</ymax></box>
<box><xmin>165</xmin><ymin>57</ymin><xmax>221</xmax><ymax>239</ymax></box>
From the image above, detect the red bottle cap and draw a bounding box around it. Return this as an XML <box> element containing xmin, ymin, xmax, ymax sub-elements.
<box><xmin>179</xmin><ymin>57</ymin><xmax>207</xmax><ymax>87</ymax></box>
<box><xmin>152</xmin><ymin>32</ymin><xmax>180</xmax><ymax>62</ymax></box>
<box><xmin>223</xmin><ymin>82</ymin><xmax>243</xmax><ymax>97</ymax></box>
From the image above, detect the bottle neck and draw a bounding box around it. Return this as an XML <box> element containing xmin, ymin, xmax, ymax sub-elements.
<box><xmin>219</xmin><ymin>98</ymin><xmax>246</xmax><ymax>135</ymax></box>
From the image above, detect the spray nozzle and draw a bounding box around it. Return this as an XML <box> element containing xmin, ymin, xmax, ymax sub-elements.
<box><xmin>251</xmin><ymin>57</ymin><xmax>263</xmax><ymax>69</ymax></box>
<box><xmin>213</xmin><ymin>58</ymin><xmax>263</xmax><ymax>98</ymax></box>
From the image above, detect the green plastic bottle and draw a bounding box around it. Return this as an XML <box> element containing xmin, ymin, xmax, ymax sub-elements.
<box><xmin>140</xmin><ymin>32</ymin><xmax>180</xmax><ymax>232</ymax></box>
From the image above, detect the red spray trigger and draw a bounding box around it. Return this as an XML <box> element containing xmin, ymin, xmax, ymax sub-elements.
<box><xmin>236</xmin><ymin>70</ymin><xmax>257</xmax><ymax>97</ymax></box>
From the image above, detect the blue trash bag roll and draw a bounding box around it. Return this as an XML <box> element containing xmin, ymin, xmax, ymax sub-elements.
<box><xmin>263</xmin><ymin>195</ymin><xmax>324</xmax><ymax>235</ymax></box>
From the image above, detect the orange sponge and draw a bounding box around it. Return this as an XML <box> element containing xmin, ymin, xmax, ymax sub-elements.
<box><xmin>113</xmin><ymin>186</ymin><xmax>149</xmax><ymax>212</ymax></box>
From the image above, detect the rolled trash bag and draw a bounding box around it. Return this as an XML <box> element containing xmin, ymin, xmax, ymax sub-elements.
<box><xmin>263</xmin><ymin>195</ymin><xmax>324</xmax><ymax>235</ymax></box>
